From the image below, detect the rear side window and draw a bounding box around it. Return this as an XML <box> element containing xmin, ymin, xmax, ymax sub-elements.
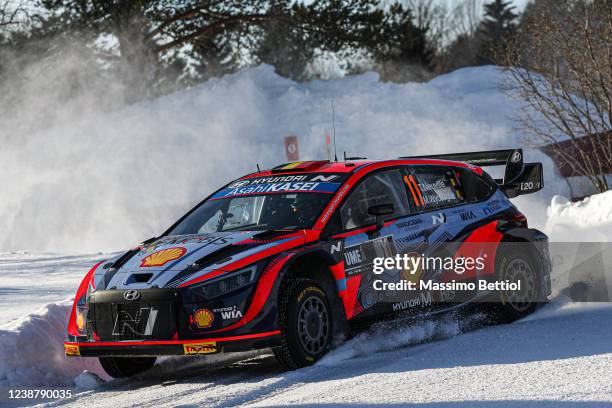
<box><xmin>405</xmin><ymin>166</ymin><xmax>465</xmax><ymax>210</ymax></box>
<box><xmin>340</xmin><ymin>169</ymin><xmax>409</xmax><ymax>229</ymax></box>
<box><xmin>456</xmin><ymin>168</ymin><xmax>495</xmax><ymax>202</ymax></box>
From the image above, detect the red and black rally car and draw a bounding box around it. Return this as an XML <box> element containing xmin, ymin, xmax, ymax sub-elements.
<box><xmin>65</xmin><ymin>149</ymin><xmax>551</xmax><ymax>377</ymax></box>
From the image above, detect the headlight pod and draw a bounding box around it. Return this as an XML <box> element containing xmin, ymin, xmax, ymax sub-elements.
<box><xmin>196</xmin><ymin>266</ymin><xmax>257</xmax><ymax>299</ymax></box>
<box><xmin>75</xmin><ymin>306</ymin><xmax>88</xmax><ymax>336</ymax></box>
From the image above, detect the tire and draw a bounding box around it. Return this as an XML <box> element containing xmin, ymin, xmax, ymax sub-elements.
<box><xmin>98</xmin><ymin>356</ymin><xmax>157</xmax><ymax>378</ymax></box>
<box><xmin>492</xmin><ymin>244</ymin><xmax>541</xmax><ymax>323</ymax></box>
<box><xmin>273</xmin><ymin>279</ymin><xmax>334</xmax><ymax>370</ymax></box>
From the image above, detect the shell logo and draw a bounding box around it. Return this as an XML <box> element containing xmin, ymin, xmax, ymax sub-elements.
<box><xmin>193</xmin><ymin>308</ymin><xmax>214</xmax><ymax>329</ymax></box>
<box><xmin>140</xmin><ymin>247</ymin><xmax>186</xmax><ymax>267</ymax></box>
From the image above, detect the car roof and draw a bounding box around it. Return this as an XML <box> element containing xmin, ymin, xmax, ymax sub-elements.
<box><xmin>239</xmin><ymin>159</ymin><xmax>481</xmax><ymax>180</ymax></box>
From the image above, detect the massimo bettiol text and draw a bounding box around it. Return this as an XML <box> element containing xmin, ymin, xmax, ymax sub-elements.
<box><xmin>371</xmin><ymin>253</ymin><xmax>521</xmax><ymax>292</ymax></box>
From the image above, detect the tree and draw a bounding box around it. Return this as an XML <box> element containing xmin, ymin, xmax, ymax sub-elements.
<box><xmin>432</xmin><ymin>0</ymin><xmax>483</xmax><ymax>74</ymax></box>
<box><xmin>365</xmin><ymin>4</ymin><xmax>434</xmax><ymax>82</ymax></box>
<box><xmin>256</xmin><ymin>0</ymin><xmax>314</xmax><ymax>81</ymax></box>
<box><xmin>35</xmin><ymin>0</ymin><xmax>274</xmax><ymax>99</ymax></box>
<box><xmin>505</xmin><ymin>0</ymin><xmax>612</xmax><ymax>193</ymax></box>
<box><xmin>477</xmin><ymin>0</ymin><xmax>518</xmax><ymax>65</ymax></box>
<box><xmin>0</xmin><ymin>1</ymin><xmax>27</xmax><ymax>32</ymax></box>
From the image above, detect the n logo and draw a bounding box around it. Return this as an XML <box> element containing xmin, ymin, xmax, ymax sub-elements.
<box><xmin>432</xmin><ymin>213</ymin><xmax>446</xmax><ymax>225</ymax></box>
<box><xmin>112</xmin><ymin>307</ymin><xmax>158</xmax><ymax>336</ymax></box>
<box><xmin>331</xmin><ymin>241</ymin><xmax>343</xmax><ymax>254</ymax></box>
<box><xmin>310</xmin><ymin>175</ymin><xmax>338</xmax><ymax>182</ymax></box>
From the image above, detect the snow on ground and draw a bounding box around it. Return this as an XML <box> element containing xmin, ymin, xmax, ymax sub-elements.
<box><xmin>11</xmin><ymin>300</ymin><xmax>606</xmax><ymax>408</ymax></box>
<box><xmin>0</xmin><ymin>301</ymin><xmax>108</xmax><ymax>390</ymax></box>
<box><xmin>0</xmin><ymin>65</ymin><xmax>610</xmax><ymax>406</ymax></box>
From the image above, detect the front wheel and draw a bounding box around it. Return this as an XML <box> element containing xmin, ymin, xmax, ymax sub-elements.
<box><xmin>273</xmin><ymin>279</ymin><xmax>333</xmax><ymax>370</ymax></box>
<box><xmin>98</xmin><ymin>356</ymin><xmax>157</xmax><ymax>378</ymax></box>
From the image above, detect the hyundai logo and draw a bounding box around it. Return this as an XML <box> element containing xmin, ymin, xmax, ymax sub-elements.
<box><xmin>511</xmin><ymin>151</ymin><xmax>522</xmax><ymax>163</ymax></box>
<box><xmin>123</xmin><ymin>290</ymin><xmax>141</xmax><ymax>301</ymax></box>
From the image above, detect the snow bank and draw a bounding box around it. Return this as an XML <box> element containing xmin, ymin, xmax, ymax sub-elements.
<box><xmin>545</xmin><ymin>191</ymin><xmax>612</xmax><ymax>241</ymax></box>
<box><xmin>0</xmin><ymin>65</ymin><xmax>566</xmax><ymax>253</ymax></box>
<box><xmin>0</xmin><ymin>302</ymin><xmax>107</xmax><ymax>387</ymax></box>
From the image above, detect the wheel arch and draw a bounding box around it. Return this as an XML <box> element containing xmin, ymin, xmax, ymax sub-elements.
<box><xmin>276</xmin><ymin>248</ymin><xmax>350</xmax><ymax>342</ymax></box>
<box><xmin>499</xmin><ymin>227</ymin><xmax>548</xmax><ymax>264</ymax></box>
<box><xmin>498</xmin><ymin>227</ymin><xmax>552</xmax><ymax>300</ymax></box>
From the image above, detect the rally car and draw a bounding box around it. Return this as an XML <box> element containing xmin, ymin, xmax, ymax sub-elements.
<box><xmin>65</xmin><ymin>149</ymin><xmax>551</xmax><ymax>377</ymax></box>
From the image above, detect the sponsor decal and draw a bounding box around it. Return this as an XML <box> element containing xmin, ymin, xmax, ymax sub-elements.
<box><xmin>64</xmin><ymin>344</ymin><xmax>80</xmax><ymax>357</ymax></box>
<box><xmin>140</xmin><ymin>235</ymin><xmax>229</xmax><ymax>256</ymax></box>
<box><xmin>343</xmin><ymin>235</ymin><xmax>397</xmax><ymax>277</ymax></box>
<box><xmin>140</xmin><ymin>247</ymin><xmax>187</xmax><ymax>267</ymax></box>
<box><xmin>213</xmin><ymin>305</ymin><xmax>243</xmax><ymax>320</ymax></box>
<box><xmin>483</xmin><ymin>199</ymin><xmax>503</xmax><ymax>216</ymax></box>
<box><xmin>459</xmin><ymin>210</ymin><xmax>477</xmax><ymax>221</ymax></box>
<box><xmin>331</xmin><ymin>241</ymin><xmax>343</xmax><ymax>254</ymax></box>
<box><xmin>396</xmin><ymin>218</ymin><xmax>423</xmax><ymax>229</ymax></box>
<box><xmin>392</xmin><ymin>291</ymin><xmax>432</xmax><ymax>311</ymax></box>
<box><xmin>404</xmin><ymin>175</ymin><xmax>424</xmax><ymax>206</ymax></box>
<box><xmin>213</xmin><ymin>181</ymin><xmax>339</xmax><ymax>198</ymax></box>
<box><xmin>193</xmin><ymin>308</ymin><xmax>214</xmax><ymax>328</ymax></box>
<box><xmin>439</xmin><ymin>289</ymin><xmax>456</xmax><ymax>301</ymax></box>
<box><xmin>297</xmin><ymin>286</ymin><xmax>326</xmax><ymax>302</ymax></box>
<box><xmin>396</xmin><ymin>232</ymin><xmax>423</xmax><ymax>244</ymax></box>
<box><xmin>112</xmin><ymin>307</ymin><xmax>158</xmax><ymax>336</ymax></box>
<box><xmin>184</xmin><ymin>342</ymin><xmax>217</xmax><ymax>355</ymax></box>
<box><xmin>320</xmin><ymin>183</ymin><xmax>351</xmax><ymax>223</ymax></box>
<box><xmin>431</xmin><ymin>213</ymin><xmax>446</xmax><ymax>225</ymax></box>
<box><xmin>227</xmin><ymin>174</ymin><xmax>341</xmax><ymax>188</ymax></box>
<box><xmin>344</xmin><ymin>248</ymin><xmax>363</xmax><ymax>267</ymax></box>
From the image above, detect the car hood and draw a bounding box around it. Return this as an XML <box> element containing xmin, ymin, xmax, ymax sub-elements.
<box><xmin>94</xmin><ymin>231</ymin><xmax>306</xmax><ymax>290</ymax></box>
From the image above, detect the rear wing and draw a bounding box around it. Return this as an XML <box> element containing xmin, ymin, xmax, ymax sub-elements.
<box><xmin>400</xmin><ymin>148</ymin><xmax>543</xmax><ymax>198</ymax></box>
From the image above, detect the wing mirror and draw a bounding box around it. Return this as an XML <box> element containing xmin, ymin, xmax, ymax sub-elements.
<box><xmin>368</xmin><ymin>203</ymin><xmax>394</xmax><ymax>231</ymax></box>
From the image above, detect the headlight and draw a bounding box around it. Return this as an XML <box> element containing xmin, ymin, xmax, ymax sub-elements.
<box><xmin>75</xmin><ymin>306</ymin><xmax>88</xmax><ymax>336</ymax></box>
<box><xmin>197</xmin><ymin>266</ymin><xmax>257</xmax><ymax>299</ymax></box>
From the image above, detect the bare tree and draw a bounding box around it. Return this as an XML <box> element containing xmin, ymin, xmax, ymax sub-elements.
<box><xmin>432</xmin><ymin>0</ymin><xmax>484</xmax><ymax>74</ymax></box>
<box><xmin>0</xmin><ymin>0</ymin><xmax>28</xmax><ymax>31</ymax></box>
<box><xmin>402</xmin><ymin>0</ymin><xmax>451</xmax><ymax>53</ymax></box>
<box><xmin>447</xmin><ymin>0</ymin><xmax>484</xmax><ymax>40</ymax></box>
<box><xmin>505</xmin><ymin>0</ymin><xmax>612</xmax><ymax>193</ymax></box>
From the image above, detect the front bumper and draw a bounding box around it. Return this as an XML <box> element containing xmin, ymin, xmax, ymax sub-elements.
<box><xmin>66</xmin><ymin>280</ymin><xmax>281</xmax><ymax>357</ymax></box>
<box><xmin>64</xmin><ymin>330</ymin><xmax>281</xmax><ymax>357</ymax></box>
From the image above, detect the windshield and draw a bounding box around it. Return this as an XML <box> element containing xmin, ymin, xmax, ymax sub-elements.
<box><xmin>168</xmin><ymin>193</ymin><xmax>332</xmax><ymax>234</ymax></box>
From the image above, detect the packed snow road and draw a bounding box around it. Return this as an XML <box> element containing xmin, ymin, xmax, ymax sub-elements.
<box><xmin>22</xmin><ymin>301</ymin><xmax>612</xmax><ymax>408</ymax></box>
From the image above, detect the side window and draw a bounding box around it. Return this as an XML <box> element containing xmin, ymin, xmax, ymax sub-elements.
<box><xmin>455</xmin><ymin>168</ymin><xmax>495</xmax><ymax>202</ymax></box>
<box><xmin>340</xmin><ymin>169</ymin><xmax>409</xmax><ymax>229</ymax></box>
<box><xmin>405</xmin><ymin>166</ymin><xmax>465</xmax><ymax>210</ymax></box>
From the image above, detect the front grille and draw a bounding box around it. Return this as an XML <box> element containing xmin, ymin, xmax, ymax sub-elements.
<box><xmin>88</xmin><ymin>289</ymin><xmax>178</xmax><ymax>341</ymax></box>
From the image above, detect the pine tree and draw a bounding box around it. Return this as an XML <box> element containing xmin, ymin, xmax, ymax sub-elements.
<box><xmin>372</xmin><ymin>5</ymin><xmax>435</xmax><ymax>82</ymax></box>
<box><xmin>477</xmin><ymin>0</ymin><xmax>518</xmax><ymax>65</ymax></box>
<box><xmin>256</xmin><ymin>0</ymin><xmax>314</xmax><ymax>81</ymax></box>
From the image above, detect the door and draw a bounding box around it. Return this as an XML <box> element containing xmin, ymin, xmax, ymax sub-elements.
<box><xmin>333</xmin><ymin>168</ymin><xmax>423</xmax><ymax>320</ymax></box>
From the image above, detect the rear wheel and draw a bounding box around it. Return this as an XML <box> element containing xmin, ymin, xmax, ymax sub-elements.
<box><xmin>273</xmin><ymin>279</ymin><xmax>333</xmax><ymax>370</ymax></box>
<box><xmin>492</xmin><ymin>245</ymin><xmax>540</xmax><ymax>322</ymax></box>
<box><xmin>98</xmin><ymin>356</ymin><xmax>157</xmax><ymax>378</ymax></box>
